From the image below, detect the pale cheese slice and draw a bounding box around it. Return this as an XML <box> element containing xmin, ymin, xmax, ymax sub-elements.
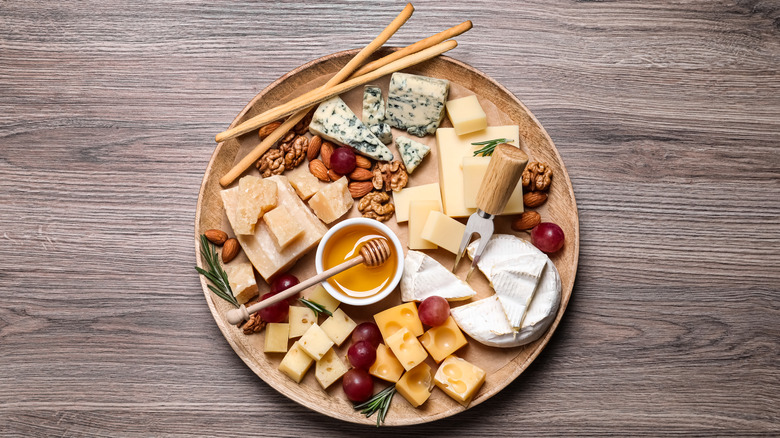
<box><xmin>450</xmin><ymin>296</ymin><xmax>514</xmax><ymax>345</ymax></box>
<box><xmin>490</xmin><ymin>255</ymin><xmax>547</xmax><ymax>329</ymax></box>
<box><xmin>400</xmin><ymin>250</ymin><xmax>476</xmax><ymax>302</ymax></box>
<box><xmin>235</xmin><ymin>175</ymin><xmax>277</xmax><ymax>235</ymax></box>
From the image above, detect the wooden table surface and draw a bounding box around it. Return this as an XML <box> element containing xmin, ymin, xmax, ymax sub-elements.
<box><xmin>1</xmin><ymin>1</ymin><xmax>778</xmax><ymax>436</ymax></box>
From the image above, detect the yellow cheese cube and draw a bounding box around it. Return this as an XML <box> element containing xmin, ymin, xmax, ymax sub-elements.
<box><xmin>374</xmin><ymin>302</ymin><xmax>424</xmax><ymax>341</ymax></box>
<box><xmin>396</xmin><ymin>363</ymin><xmax>433</xmax><ymax>407</ymax></box>
<box><xmin>287</xmin><ymin>166</ymin><xmax>324</xmax><ymax>200</ymax></box>
<box><xmin>235</xmin><ymin>175</ymin><xmax>277</xmax><ymax>235</ymax></box>
<box><xmin>418</xmin><ymin>316</ymin><xmax>468</xmax><ymax>363</ymax></box>
<box><xmin>445</xmin><ymin>95</ymin><xmax>487</xmax><ymax>135</ymax></box>
<box><xmin>385</xmin><ymin>327</ymin><xmax>428</xmax><ymax>371</ymax></box>
<box><xmin>263</xmin><ymin>205</ymin><xmax>304</xmax><ymax>249</ymax></box>
<box><xmin>369</xmin><ymin>344</ymin><xmax>405</xmax><ymax>383</ymax></box>
<box><xmin>435</xmin><ymin>126</ymin><xmax>520</xmax><ymax>217</ymax></box>
<box><xmin>319</xmin><ymin>308</ymin><xmax>357</xmax><ymax>346</ymax></box>
<box><xmin>315</xmin><ymin>348</ymin><xmax>348</xmax><ymax>389</ymax></box>
<box><xmin>288</xmin><ymin>306</ymin><xmax>316</xmax><ymax>338</ymax></box>
<box><xmin>308</xmin><ymin>177</ymin><xmax>353</xmax><ymax>224</ymax></box>
<box><xmin>462</xmin><ymin>156</ymin><xmax>524</xmax><ymax>212</ymax></box>
<box><xmin>298</xmin><ymin>324</ymin><xmax>334</xmax><ymax>361</ymax></box>
<box><xmin>408</xmin><ymin>200</ymin><xmax>441</xmax><ymax>250</ymax></box>
<box><xmin>420</xmin><ymin>211</ymin><xmax>466</xmax><ymax>255</ymax></box>
<box><xmin>433</xmin><ymin>355</ymin><xmax>486</xmax><ymax>406</ymax></box>
<box><xmin>278</xmin><ymin>341</ymin><xmax>314</xmax><ymax>383</ymax></box>
<box><xmin>392</xmin><ymin>183</ymin><xmax>441</xmax><ymax>223</ymax></box>
<box><xmin>223</xmin><ymin>256</ymin><xmax>258</xmax><ymax>305</ymax></box>
<box><xmin>264</xmin><ymin>323</ymin><xmax>290</xmax><ymax>353</ymax></box>
<box><xmin>307</xmin><ymin>284</ymin><xmax>341</xmax><ymax>314</ymax></box>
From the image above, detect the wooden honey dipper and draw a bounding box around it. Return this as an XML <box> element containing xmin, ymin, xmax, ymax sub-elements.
<box><xmin>226</xmin><ymin>237</ymin><xmax>392</xmax><ymax>325</ymax></box>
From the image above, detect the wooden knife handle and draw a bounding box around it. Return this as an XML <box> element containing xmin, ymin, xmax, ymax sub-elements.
<box><xmin>475</xmin><ymin>143</ymin><xmax>529</xmax><ymax>216</ymax></box>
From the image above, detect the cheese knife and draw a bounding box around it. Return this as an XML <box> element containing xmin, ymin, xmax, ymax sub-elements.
<box><xmin>453</xmin><ymin>143</ymin><xmax>528</xmax><ymax>279</ymax></box>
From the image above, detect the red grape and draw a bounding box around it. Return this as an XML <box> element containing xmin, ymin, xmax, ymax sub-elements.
<box><xmin>270</xmin><ymin>273</ymin><xmax>299</xmax><ymax>294</ymax></box>
<box><xmin>348</xmin><ymin>340</ymin><xmax>377</xmax><ymax>370</ymax></box>
<box><xmin>418</xmin><ymin>296</ymin><xmax>449</xmax><ymax>327</ymax></box>
<box><xmin>258</xmin><ymin>292</ymin><xmax>289</xmax><ymax>323</ymax></box>
<box><xmin>330</xmin><ymin>147</ymin><xmax>356</xmax><ymax>175</ymax></box>
<box><xmin>351</xmin><ymin>322</ymin><xmax>382</xmax><ymax>348</ymax></box>
<box><xmin>531</xmin><ymin>222</ymin><xmax>565</xmax><ymax>254</ymax></box>
<box><xmin>342</xmin><ymin>368</ymin><xmax>374</xmax><ymax>402</ymax></box>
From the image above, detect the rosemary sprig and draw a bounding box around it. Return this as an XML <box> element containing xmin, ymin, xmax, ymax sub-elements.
<box><xmin>298</xmin><ymin>298</ymin><xmax>333</xmax><ymax>317</ymax></box>
<box><xmin>195</xmin><ymin>234</ymin><xmax>239</xmax><ymax>308</ymax></box>
<box><xmin>472</xmin><ymin>137</ymin><xmax>513</xmax><ymax>157</ymax></box>
<box><xmin>354</xmin><ymin>385</ymin><xmax>396</xmax><ymax>427</ymax></box>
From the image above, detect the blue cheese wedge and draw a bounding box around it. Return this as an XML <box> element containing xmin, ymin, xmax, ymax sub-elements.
<box><xmin>369</xmin><ymin>123</ymin><xmax>393</xmax><ymax>145</ymax></box>
<box><xmin>362</xmin><ymin>85</ymin><xmax>385</xmax><ymax>125</ymax></box>
<box><xmin>309</xmin><ymin>96</ymin><xmax>393</xmax><ymax>161</ymax></box>
<box><xmin>396</xmin><ymin>136</ymin><xmax>431</xmax><ymax>174</ymax></box>
<box><xmin>386</xmin><ymin>73</ymin><xmax>450</xmax><ymax>137</ymax></box>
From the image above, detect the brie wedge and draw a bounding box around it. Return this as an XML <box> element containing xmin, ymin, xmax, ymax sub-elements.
<box><xmin>401</xmin><ymin>250</ymin><xmax>476</xmax><ymax>302</ymax></box>
<box><xmin>450</xmin><ymin>296</ymin><xmax>514</xmax><ymax>345</ymax></box>
<box><xmin>490</xmin><ymin>254</ymin><xmax>547</xmax><ymax>329</ymax></box>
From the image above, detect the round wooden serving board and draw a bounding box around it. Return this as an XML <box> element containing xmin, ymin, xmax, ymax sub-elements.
<box><xmin>195</xmin><ymin>48</ymin><xmax>579</xmax><ymax>426</ymax></box>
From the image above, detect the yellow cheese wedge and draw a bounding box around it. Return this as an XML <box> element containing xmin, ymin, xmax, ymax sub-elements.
<box><xmin>307</xmin><ymin>285</ymin><xmax>341</xmax><ymax>314</ymax></box>
<box><xmin>264</xmin><ymin>323</ymin><xmax>290</xmax><ymax>353</ymax></box>
<box><xmin>288</xmin><ymin>306</ymin><xmax>316</xmax><ymax>339</ymax></box>
<box><xmin>278</xmin><ymin>341</ymin><xmax>313</xmax><ymax>383</ymax></box>
<box><xmin>369</xmin><ymin>344</ymin><xmax>405</xmax><ymax>383</ymax></box>
<box><xmin>445</xmin><ymin>95</ymin><xmax>487</xmax><ymax>135</ymax></box>
<box><xmin>319</xmin><ymin>308</ymin><xmax>357</xmax><ymax>346</ymax></box>
<box><xmin>392</xmin><ymin>183</ymin><xmax>442</xmax><ymax>223</ymax></box>
<box><xmin>385</xmin><ymin>327</ymin><xmax>428</xmax><ymax>371</ymax></box>
<box><xmin>418</xmin><ymin>316</ymin><xmax>468</xmax><ymax>363</ymax></box>
<box><xmin>263</xmin><ymin>204</ymin><xmax>304</xmax><ymax>249</ymax></box>
<box><xmin>408</xmin><ymin>200</ymin><xmax>441</xmax><ymax>250</ymax></box>
<box><xmin>235</xmin><ymin>175</ymin><xmax>277</xmax><ymax>235</ymax></box>
<box><xmin>374</xmin><ymin>302</ymin><xmax>424</xmax><ymax>341</ymax></box>
<box><xmin>298</xmin><ymin>324</ymin><xmax>334</xmax><ymax>361</ymax></box>
<box><xmin>223</xmin><ymin>255</ymin><xmax>258</xmax><ymax>305</ymax></box>
<box><xmin>286</xmin><ymin>165</ymin><xmax>324</xmax><ymax>201</ymax></box>
<box><xmin>433</xmin><ymin>355</ymin><xmax>486</xmax><ymax>406</ymax></box>
<box><xmin>315</xmin><ymin>348</ymin><xmax>348</xmax><ymax>389</ymax></box>
<box><xmin>462</xmin><ymin>156</ymin><xmax>524</xmax><ymax>212</ymax></box>
<box><xmin>308</xmin><ymin>177</ymin><xmax>353</xmax><ymax>224</ymax></box>
<box><xmin>396</xmin><ymin>363</ymin><xmax>433</xmax><ymax>407</ymax></box>
<box><xmin>420</xmin><ymin>211</ymin><xmax>466</xmax><ymax>254</ymax></box>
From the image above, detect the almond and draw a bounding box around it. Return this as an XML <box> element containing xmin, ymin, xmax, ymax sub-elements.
<box><xmin>328</xmin><ymin>169</ymin><xmax>343</xmax><ymax>181</ymax></box>
<box><xmin>511</xmin><ymin>211</ymin><xmax>541</xmax><ymax>231</ymax></box>
<box><xmin>523</xmin><ymin>191</ymin><xmax>548</xmax><ymax>208</ymax></box>
<box><xmin>349</xmin><ymin>181</ymin><xmax>374</xmax><ymax>198</ymax></box>
<box><xmin>204</xmin><ymin>229</ymin><xmax>228</xmax><ymax>245</ymax></box>
<box><xmin>320</xmin><ymin>141</ymin><xmax>335</xmax><ymax>168</ymax></box>
<box><xmin>348</xmin><ymin>167</ymin><xmax>373</xmax><ymax>181</ymax></box>
<box><xmin>355</xmin><ymin>155</ymin><xmax>372</xmax><ymax>169</ymax></box>
<box><xmin>309</xmin><ymin>159</ymin><xmax>329</xmax><ymax>182</ymax></box>
<box><xmin>222</xmin><ymin>238</ymin><xmax>240</xmax><ymax>263</ymax></box>
<box><xmin>258</xmin><ymin>121</ymin><xmax>283</xmax><ymax>140</ymax></box>
<box><xmin>307</xmin><ymin>135</ymin><xmax>322</xmax><ymax>161</ymax></box>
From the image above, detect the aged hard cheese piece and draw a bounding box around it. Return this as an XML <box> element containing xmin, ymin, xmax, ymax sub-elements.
<box><xmin>319</xmin><ymin>308</ymin><xmax>357</xmax><ymax>346</ymax></box>
<box><xmin>264</xmin><ymin>323</ymin><xmax>290</xmax><ymax>353</ymax></box>
<box><xmin>490</xmin><ymin>255</ymin><xmax>547</xmax><ymax>329</ymax></box>
<box><xmin>408</xmin><ymin>200</ymin><xmax>441</xmax><ymax>250</ymax></box>
<box><xmin>418</xmin><ymin>316</ymin><xmax>468</xmax><ymax>363</ymax></box>
<box><xmin>288</xmin><ymin>306</ymin><xmax>316</xmax><ymax>338</ymax></box>
<box><xmin>445</xmin><ymin>95</ymin><xmax>487</xmax><ymax>135</ymax></box>
<box><xmin>298</xmin><ymin>324</ymin><xmax>334</xmax><ymax>361</ymax></box>
<box><xmin>395</xmin><ymin>363</ymin><xmax>433</xmax><ymax>407</ymax></box>
<box><xmin>369</xmin><ymin>344</ymin><xmax>405</xmax><ymax>383</ymax></box>
<box><xmin>309</xmin><ymin>96</ymin><xmax>393</xmax><ymax>161</ymax></box>
<box><xmin>315</xmin><ymin>348</ymin><xmax>349</xmax><ymax>389</ymax></box>
<box><xmin>223</xmin><ymin>255</ymin><xmax>258</xmax><ymax>305</ymax></box>
<box><xmin>307</xmin><ymin>284</ymin><xmax>341</xmax><ymax>314</ymax></box>
<box><xmin>287</xmin><ymin>165</ymin><xmax>324</xmax><ymax>201</ymax></box>
<box><xmin>395</xmin><ymin>136</ymin><xmax>430</xmax><ymax>174</ymax></box>
<box><xmin>400</xmin><ymin>250</ymin><xmax>476</xmax><ymax>302</ymax></box>
<box><xmin>434</xmin><ymin>355</ymin><xmax>486</xmax><ymax>407</ymax></box>
<box><xmin>221</xmin><ymin>175</ymin><xmax>327</xmax><ymax>281</ymax></box>
<box><xmin>235</xmin><ymin>175</ymin><xmax>278</xmax><ymax>235</ymax></box>
<box><xmin>278</xmin><ymin>341</ymin><xmax>314</xmax><ymax>383</ymax></box>
<box><xmin>308</xmin><ymin>176</ymin><xmax>354</xmax><ymax>224</ymax></box>
<box><xmin>420</xmin><ymin>211</ymin><xmax>466</xmax><ymax>255</ymax></box>
<box><xmin>369</xmin><ymin>123</ymin><xmax>393</xmax><ymax>145</ymax></box>
<box><xmin>386</xmin><ymin>72</ymin><xmax>450</xmax><ymax>137</ymax></box>
<box><xmin>392</xmin><ymin>183</ymin><xmax>441</xmax><ymax>223</ymax></box>
<box><xmin>462</xmin><ymin>156</ymin><xmax>524</xmax><ymax>212</ymax></box>
<box><xmin>263</xmin><ymin>205</ymin><xmax>304</xmax><ymax>249</ymax></box>
<box><xmin>385</xmin><ymin>327</ymin><xmax>428</xmax><ymax>371</ymax></box>
<box><xmin>435</xmin><ymin>126</ymin><xmax>520</xmax><ymax>217</ymax></box>
<box><xmin>374</xmin><ymin>302</ymin><xmax>424</xmax><ymax>340</ymax></box>
<box><xmin>362</xmin><ymin>85</ymin><xmax>385</xmax><ymax>125</ymax></box>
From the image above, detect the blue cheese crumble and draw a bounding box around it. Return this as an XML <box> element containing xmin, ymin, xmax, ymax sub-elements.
<box><xmin>395</xmin><ymin>136</ymin><xmax>431</xmax><ymax>174</ymax></box>
<box><xmin>386</xmin><ymin>73</ymin><xmax>450</xmax><ymax>137</ymax></box>
<box><xmin>369</xmin><ymin>123</ymin><xmax>393</xmax><ymax>145</ymax></box>
<box><xmin>362</xmin><ymin>85</ymin><xmax>385</xmax><ymax>125</ymax></box>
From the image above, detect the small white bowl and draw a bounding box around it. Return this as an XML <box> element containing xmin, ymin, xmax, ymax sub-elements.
<box><xmin>315</xmin><ymin>218</ymin><xmax>404</xmax><ymax>306</ymax></box>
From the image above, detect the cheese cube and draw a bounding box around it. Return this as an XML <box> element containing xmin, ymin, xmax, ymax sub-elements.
<box><xmin>288</xmin><ymin>306</ymin><xmax>316</xmax><ymax>338</ymax></box>
<box><xmin>386</xmin><ymin>73</ymin><xmax>450</xmax><ymax>137</ymax></box>
<box><xmin>396</xmin><ymin>136</ymin><xmax>430</xmax><ymax>174</ymax></box>
<box><xmin>235</xmin><ymin>175</ymin><xmax>277</xmax><ymax>235</ymax></box>
<box><xmin>395</xmin><ymin>363</ymin><xmax>433</xmax><ymax>407</ymax></box>
<box><xmin>264</xmin><ymin>323</ymin><xmax>290</xmax><ymax>353</ymax></box>
<box><xmin>445</xmin><ymin>95</ymin><xmax>487</xmax><ymax>135</ymax></box>
<box><xmin>278</xmin><ymin>341</ymin><xmax>314</xmax><ymax>383</ymax></box>
<box><xmin>369</xmin><ymin>344</ymin><xmax>405</xmax><ymax>383</ymax></box>
<box><xmin>418</xmin><ymin>316</ymin><xmax>468</xmax><ymax>363</ymax></box>
<box><xmin>409</xmin><ymin>200</ymin><xmax>441</xmax><ymax>250</ymax></box>
<box><xmin>435</xmin><ymin>126</ymin><xmax>520</xmax><ymax>217</ymax></box>
<box><xmin>385</xmin><ymin>327</ymin><xmax>428</xmax><ymax>371</ymax></box>
<box><xmin>263</xmin><ymin>205</ymin><xmax>304</xmax><ymax>249</ymax></box>
<box><xmin>319</xmin><ymin>308</ymin><xmax>357</xmax><ymax>346</ymax></box>
<box><xmin>420</xmin><ymin>211</ymin><xmax>466</xmax><ymax>255</ymax></box>
<box><xmin>307</xmin><ymin>284</ymin><xmax>341</xmax><ymax>314</ymax></box>
<box><xmin>223</xmin><ymin>256</ymin><xmax>258</xmax><ymax>305</ymax></box>
<box><xmin>221</xmin><ymin>176</ymin><xmax>327</xmax><ymax>281</ymax></box>
<box><xmin>287</xmin><ymin>166</ymin><xmax>323</xmax><ymax>201</ymax></box>
<box><xmin>308</xmin><ymin>177</ymin><xmax>353</xmax><ymax>224</ymax></box>
<box><xmin>462</xmin><ymin>156</ymin><xmax>524</xmax><ymax>212</ymax></box>
<box><xmin>433</xmin><ymin>355</ymin><xmax>486</xmax><ymax>406</ymax></box>
<box><xmin>392</xmin><ymin>183</ymin><xmax>441</xmax><ymax>223</ymax></box>
<box><xmin>374</xmin><ymin>302</ymin><xmax>424</xmax><ymax>340</ymax></box>
<box><xmin>315</xmin><ymin>348</ymin><xmax>349</xmax><ymax>389</ymax></box>
<box><xmin>298</xmin><ymin>324</ymin><xmax>334</xmax><ymax>361</ymax></box>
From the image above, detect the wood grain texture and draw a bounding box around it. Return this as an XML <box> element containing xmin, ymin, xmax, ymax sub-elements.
<box><xmin>0</xmin><ymin>0</ymin><xmax>778</xmax><ymax>436</ymax></box>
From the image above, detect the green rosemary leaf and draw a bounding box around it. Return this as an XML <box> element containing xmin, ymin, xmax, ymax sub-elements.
<box><xmin>354</xmin><ymin>385</ymin><xmax>396</xmax><ymax>427</ymax></box>
<box><xmin>471</xmin><ymin>138</ymin><xmax>512</xmax><ymax>157</ymax></box>
<box><xmin>298</xmin><ymin>298</ymin><xmax>333</xmax><ymax>317</ymax></box>
<box><xmin>196</xmin><ymin>234</ymin><xmax>239</xmax><ymax>308</ymax></box>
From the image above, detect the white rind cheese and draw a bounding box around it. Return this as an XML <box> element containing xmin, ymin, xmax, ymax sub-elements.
<box><xmin>396</xmin><ymin>136</ymin><xmax>431</xmax><ymax>174</ymax></box>
<box><xmin>401</xmin><ymin>250</ymin><xmax>476</xmax><ymax>302</ymax></box>
<box><xmin>362</xmin><ymin>85</ymin><xmax>385</xmax><ymax>125</ymax></box>
<box><xmin>386</xmin><ymin>73</ymin><xmax>450</xmax><ymax>137</ymax></box>
<box><xmin>450</xmin><ymin>296</ymin><xmax>514</xmax><ymax>342</ymax></box>
<box><xmin>490</xmin><ymin>255</ymin><xmax>547</xmax><ymax>329</ymax></box>
<box><xmin>309</xmin><ymin>96</ymin><xmax>393</xmax><ymax>161</ymax></box>
<box><xmin>369</xmin><ymin>123</ymin><xmax>393</xmax><ymax>145</ymax></box>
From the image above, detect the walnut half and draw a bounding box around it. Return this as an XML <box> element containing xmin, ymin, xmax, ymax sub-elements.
<box><xmin>522</xmin><ymin>161</ymin><xmax>553</xmax><ymax>192</ymax></box>
<box><xmin>372</xmin><ymin>160</ymin><xmax>408</xmax><ymax>192</ymax></box>
<box><xmin>358</xmin><ymin>191</ymin><xmax>395</xmax><ymax>222</ymax></box>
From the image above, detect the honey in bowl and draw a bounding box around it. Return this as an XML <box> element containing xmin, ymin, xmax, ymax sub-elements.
<box><xmin>321</xmin><ymin>225</ymin><xmax>398</xmax><ymax>299</ymax></box>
